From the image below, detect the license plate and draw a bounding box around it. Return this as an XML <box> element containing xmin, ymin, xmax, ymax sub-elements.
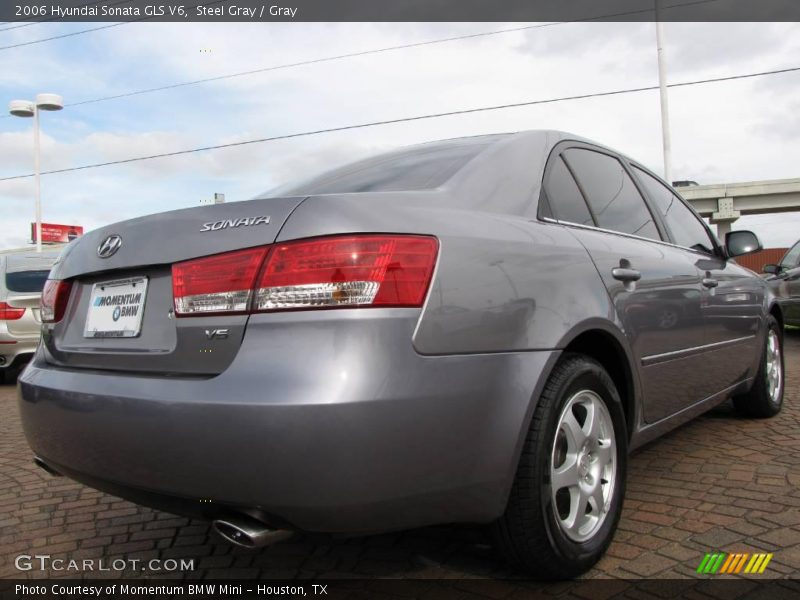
<box><xmin>84</xmin><ymin>277</ymin><xmax>149</xmax><ymax>338</ymax></box>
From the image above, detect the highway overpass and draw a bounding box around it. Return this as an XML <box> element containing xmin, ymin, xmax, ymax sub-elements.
<box><xmin>680</xmin><ymin>178</ymin><xmax>800</xmax><ymax>238</ymax></box>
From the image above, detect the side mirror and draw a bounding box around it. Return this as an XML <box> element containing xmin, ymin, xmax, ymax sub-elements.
<box><xmin>726</xmin><ymin>230</ymin><xmax>762</xmax><ymax>257</ymax></box>
<box><xmin>763</xmin><ymin>264</ymin><xmax>780</xmax><ymax>275</ymax></box>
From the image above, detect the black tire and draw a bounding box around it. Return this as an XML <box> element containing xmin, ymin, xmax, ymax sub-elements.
<box><xmin>492</xmin><ymin>354</ymin><xmax>627</xmax><ymax>580</ymax></box>
<box><xmin>732</xmin><ymin>316</ymin><xmax>784</xmax><ymax>418</ymax></box>
<box><xmin>0</xmin><ymin>368</ymin><xmax>17</xmax><ymax>385</ymax></box>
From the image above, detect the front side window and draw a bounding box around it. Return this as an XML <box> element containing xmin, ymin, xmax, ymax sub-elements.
<box><xmin>563</xmin><ymin>149</ymin><xmax>660</xmax><ymax>240</ymax></box>
<box><xmin>544</xmin><ymin>156</ymin><xmax>594</xmax><ymax>225</ymax></box>
<box><xmin>633</xmin><ymin>166</ymin><xmax>715</xmax><ymax>254</ymax></box>
<box><xmin>780</xmin><ymin>241</ymin><xmax>800</xmax><ymax>268</ymax></box>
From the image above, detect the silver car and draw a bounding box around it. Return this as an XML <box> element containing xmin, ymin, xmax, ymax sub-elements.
<box><xmin>0</xmin><ymin>250</ymin><xmax>59</xmax><ymax>382</ymax></box>
<box><xmin>18</xmin><ymin>131</ymin><xmax>786</xmax><ymax>579</ymax></box>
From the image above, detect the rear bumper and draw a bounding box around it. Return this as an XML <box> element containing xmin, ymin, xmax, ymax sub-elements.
<box><xmin>0</xmin><ymin>337</ymin><xmax>38</xmax><ymax>369</ymax></box>
<box><xmin>19</xmin><ymin>309</ymin><xmax>556</xmax><ymax>533</ymax></box>
<box><xmin>0</xmin><ymin>314</ymin><xmax>42</xmax><ymax>368</ymax></box>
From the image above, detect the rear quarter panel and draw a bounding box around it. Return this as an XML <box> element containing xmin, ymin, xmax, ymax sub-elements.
<box><xmin>276</xmin><ymin>194</ymin><xmax>615</xmax><ymax>354</ymax></box>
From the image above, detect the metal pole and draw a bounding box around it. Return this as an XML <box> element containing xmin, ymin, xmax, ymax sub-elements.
<box><xmin>33</xmin><ymin>106</ymin><xmax>42</xmax><ymax>253</ymax></box>
<box><xmin>655</xmin><ymin>3</ymin><xmax>672</xmax><ymax>185</ymax></box>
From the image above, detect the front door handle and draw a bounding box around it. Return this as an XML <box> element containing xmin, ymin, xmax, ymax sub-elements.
<box><xmin>702</xmin><ymin>278</ymin><xmax>719</xmax><ymax>288</ymax></box>
<box><xmin>612</xmin><ymin>267</ymin><xmax>642</xmax><ymax>282</ymax></box>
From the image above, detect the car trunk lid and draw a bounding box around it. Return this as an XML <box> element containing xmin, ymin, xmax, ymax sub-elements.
<box><xmin>42</xmin><ymin>196</ymin><xmax>307</xmax><ymax>376</ymax></box>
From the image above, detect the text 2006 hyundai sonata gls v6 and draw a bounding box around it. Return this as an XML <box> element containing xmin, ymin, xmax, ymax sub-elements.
<box><xmin>19</xmin><ymin>131</ymin><xmax>785</xmax><ymax>578</ymax></box>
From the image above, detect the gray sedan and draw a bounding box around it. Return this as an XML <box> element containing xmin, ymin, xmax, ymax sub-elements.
<box><xmin>763</xmin><ymin>239</ymin><xmax>800</xmax><ymax>327</ymax></box>
<box><xmin>18</xmin><ymin>131</ymin><xmax>785</xmax><ymax>579</ymax></box>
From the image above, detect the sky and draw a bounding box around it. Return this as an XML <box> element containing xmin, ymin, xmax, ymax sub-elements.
<box><xmin>1</xmin><ymin>20</ymin><xmax>799</xmax><ymax>250</ymax></box>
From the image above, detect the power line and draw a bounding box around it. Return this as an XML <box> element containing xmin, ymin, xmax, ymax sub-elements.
<box><xmin>0</xmin><ymin>0</ymin><xmax>725</xmax><ymax>109</ymax></box>
<box><xmin>63</xmin><ymin>23</ymin><xmax>567</xmax><ymax>107</ymax></box>
<box><xmin>1</xmin><ymin>63</ymin><xmax>796</xmax><ymax>183</ymax></box>
<box><xmin>0</xmin><ymin>22</ymin><xmax>126</xmax><ymax>49</ymax></box>
<box><xmin>0</xmin><ymin>0</ymin><xmax>725</xmax><ymax>42</ymax></box>
<box><xmin>0</xmin><ymin>0</ymin><xmax>224</xmax><ymax>49</ymax></box>
<box><xmin>0</xmin><ymin>1</ymin><xmax>134</xmax><ymax>32</ymax></box>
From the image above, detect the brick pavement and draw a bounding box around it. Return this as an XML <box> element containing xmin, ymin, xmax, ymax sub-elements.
<box><xmin>1</xmin><ymin>330</ymin><xmax>798</xmax><ymax>582</ymax></box>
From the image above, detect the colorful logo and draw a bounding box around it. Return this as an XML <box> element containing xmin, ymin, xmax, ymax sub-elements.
<box><xmin>697</xmin><ymin>552</ymin><xmax>773</xmax><ymax>575</ymax></box>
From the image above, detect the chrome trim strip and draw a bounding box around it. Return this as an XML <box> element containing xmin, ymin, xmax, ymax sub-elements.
<box><xmin>541</xmin><ymin>216</ymin><xmax>715</xmax><ymax>256</ymax></box>
<box><xmin>641</xmin><ymin>335</ymin><xmax>756</xmax><ymax>366</ymax></box>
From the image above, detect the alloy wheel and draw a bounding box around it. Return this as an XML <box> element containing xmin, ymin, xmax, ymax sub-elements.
<box><xmin>766</xmin><ymin>329</ymin><xmax>782</xmax><ymax>404</ymax></box>
<box><xmin>550</xmin><ymin>390</ymin><xmax>617</xmax><ymax>542</ymax></box>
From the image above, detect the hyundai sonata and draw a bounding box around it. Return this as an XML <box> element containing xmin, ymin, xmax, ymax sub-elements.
<box><xmin>19</xmin><ymin>131</ymin><xmax>785</xmax><ymax>578</ymax></box>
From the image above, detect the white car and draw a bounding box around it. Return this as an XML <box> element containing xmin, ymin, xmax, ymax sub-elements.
<box><xmin>0</xmin><ymin>250</ymin><xmax>60</xmax><ymax>383</ymax></box>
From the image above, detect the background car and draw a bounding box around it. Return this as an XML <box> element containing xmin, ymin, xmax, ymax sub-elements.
<box><xmin>763</xmin><ymin>239</ymin><xmax>800</xmax><ymax>327</ymax></box>
<box><xmin>0</xmin><ymin>250</ymin><xmax>60</xmax><ymax>383</ymax></box>
<box><xmin>18</xmin><ymin>131</ymin><xmax>784</xmax><ymax>579</ymax></box>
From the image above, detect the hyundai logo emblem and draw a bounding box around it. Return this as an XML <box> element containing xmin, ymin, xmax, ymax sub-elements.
<box><xmin>97</xmin><ymin>235</ymin><xmax>122</xmax><ymax>258</ymax></box>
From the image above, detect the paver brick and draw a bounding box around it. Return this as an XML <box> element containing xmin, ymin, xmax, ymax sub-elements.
<box><xmin>0</xmin><ymin>330</ymin><xmax>798</xmax><ymax>582</ymax></box>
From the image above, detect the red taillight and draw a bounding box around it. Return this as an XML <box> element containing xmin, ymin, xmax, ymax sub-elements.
<box><xmin>172</xmin><ymin>247</ymin><xmax>268</xmax><ymax>316</ymax></box>
<box><xmin>171</xmin><ymin>235</ymin><xmax>438</xmax><ymax>316</ymax></box>
<box><xmin>256</xmin><ymin>235</ymin><xmax>439</xmax><ymax>311</ymax></box>
<box><xmin>40</xmin><ymin>280</ymin><xmax>72</xmax><ymax>323</ymax></box>
<box><xmin>0</xmin><ymin>302</ymin><xmax>25</xmax><ymax>321</ymax></box>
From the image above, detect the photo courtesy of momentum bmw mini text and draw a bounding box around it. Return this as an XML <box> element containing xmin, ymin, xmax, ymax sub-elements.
<box><xmin>1</xmin><ymin>1</ymin><xmax>800</xmax><ymax>599</ymax></box>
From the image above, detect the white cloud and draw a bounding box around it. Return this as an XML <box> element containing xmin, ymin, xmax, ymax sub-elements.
<box><xmin>1</xmin><ymin>21</ymin><xmax>799</xmax><ymax>249</ymax></box>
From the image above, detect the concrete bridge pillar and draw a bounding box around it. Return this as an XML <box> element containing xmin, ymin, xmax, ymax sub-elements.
<box><xmin>710</xmin><ymin>197</ymin><xmax>740</xmax><ymax>241</ymax></box>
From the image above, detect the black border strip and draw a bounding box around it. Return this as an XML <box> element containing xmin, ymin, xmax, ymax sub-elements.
<box><xmin>3</xmin><ymin>0</ymin><xmax>800</xmax><ymax>23</ymax></box>
<box><xmin>3</xmin><ymin>579</ymin><xmax>800</xmax><ymax>600</ymax></box>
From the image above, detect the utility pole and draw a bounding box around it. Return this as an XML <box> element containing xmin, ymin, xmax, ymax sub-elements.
<box><xmin>8</xmin><ymin>93</ymin><xmax>63</xmax><ymax>252</ymax></box>
<box><xmin>655</xmin><ymin>1</ymin><xmax>672</xmax><ymax>185</ymax></box>
<box><xmin>32</xmin><ymin>106</ymin><xmax>42</xmax><ymax>252</ymax></box>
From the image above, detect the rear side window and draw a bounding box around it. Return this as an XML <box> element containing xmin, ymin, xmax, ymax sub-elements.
<box><xmin>563</xmin><ymin>149</ymin><xmax>660</xmax><ymax>241</ymax></box>
<box><xmin>633</xmin><ymin>167</ymin><xmax>715</xmax><ymax>254</ymax></box>
<box><xmin>544</xmin><ymin>157</ymin><xmax>594</xmax><ymax>225</ymax></box>
<box><xmin>5</xmin><ymin>270</ymin><xmax>50</xmax><ymax>293</ymax></box>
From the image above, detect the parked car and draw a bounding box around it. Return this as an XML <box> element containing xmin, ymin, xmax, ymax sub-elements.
<box><xmin>18</xmin><ymin>131</ymin><xmax>785</xmax><ymax>579</ymax></box>
<box><xmin>763</xmin><ymin>239</ymin><xmax>800</xmax><ymax>327</ymax></box>
<box><xmin>0</xmin><ymin>250</ymin><xmax>60</xmax><ymax>383</ymax></box>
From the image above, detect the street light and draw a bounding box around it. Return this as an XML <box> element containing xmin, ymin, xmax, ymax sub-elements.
<box><xmin>8</xmin><ymin>93</ymin><xmax>64</xmax><ymax>253</ymax></box>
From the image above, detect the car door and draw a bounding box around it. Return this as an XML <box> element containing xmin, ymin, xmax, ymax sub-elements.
<box><xmin>776</xmin><ymin>241</ymin><xmax>800</xmax><ymax>324</ymax></box>
<box><xmin>540</xmin><ymin>144</ymin><xmax>706</xmax><ymax>423</ymax></box>
<box><xmin>632</xmin><ymin>166</ymin><xmax>763</xmax><ymax>395</ymax></box>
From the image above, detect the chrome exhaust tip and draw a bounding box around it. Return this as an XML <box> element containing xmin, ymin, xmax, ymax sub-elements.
<box><xmin>212</xmin><ymin>516</ymin><xmax>293</xmax><ymax>548</ymax></box>
<box><xmin>33</xmin><ymin>456</ymin><xmax>62</xmax><ymax>477</ymax></box>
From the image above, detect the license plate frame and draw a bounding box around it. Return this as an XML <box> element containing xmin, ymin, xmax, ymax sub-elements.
<box><xmin>83</xmin><ymin>276</ymin><xmax>149</xmax><ymax>338</ymax></box>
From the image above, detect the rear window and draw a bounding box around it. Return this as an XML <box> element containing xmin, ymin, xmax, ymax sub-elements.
<box><xmin>5</xmin><ymin>270</ymin><xmax>51</xmax><ymax>293</ymax></box>
<box><xmin>268</xmin><ymin>136</ymin><xmax>505</xmax><ymax>196</ymax></box>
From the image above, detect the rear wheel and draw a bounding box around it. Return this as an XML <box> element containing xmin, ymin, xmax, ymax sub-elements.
<box><xmin>733</xmin><ymin>316</ymin><xmax>784</xmax><ymax>418</ymax></box>
<box><xmin>492</xmin><ymin>354</ymin><xmax>627</xmax><ymax>579</ymax></box>
<box><xmin>0</xmin><ymin>367</ymin><xmax>18</xmax><ymax>385</ymax></box>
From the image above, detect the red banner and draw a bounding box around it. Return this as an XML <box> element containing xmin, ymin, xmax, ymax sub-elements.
<box><xmin>31</xmin><ymin>223</ymin><xmax>84</xmax><ymax>244</ymax></box>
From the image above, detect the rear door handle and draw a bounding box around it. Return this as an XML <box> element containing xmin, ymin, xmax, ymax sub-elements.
<box><xmin>702</xmin><ymin>278</ymin><xmax>719</xmax><ymax>288</ymax></box>
<box><xmin>611</xmin><ymin>267</ymin><xmax>641</xmax><ymax>282</ymax></box>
